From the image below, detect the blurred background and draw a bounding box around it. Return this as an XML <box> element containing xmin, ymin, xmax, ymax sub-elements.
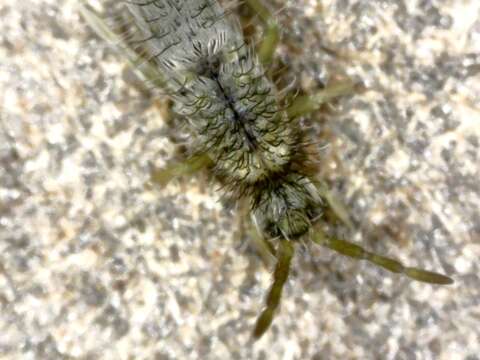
<box><xmin>0</xmin><ymin>0</ymin><xmax>479</xmax><ymax>358</ymax></box>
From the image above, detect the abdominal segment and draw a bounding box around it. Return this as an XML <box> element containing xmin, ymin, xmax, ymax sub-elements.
<box><xmin>126</xmin><ymin>0</ymin><xmax>298</xmax><ymax>189</ymax></box>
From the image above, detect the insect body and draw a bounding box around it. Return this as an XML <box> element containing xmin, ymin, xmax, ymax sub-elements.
<box><xmin>80</xmin><ymin>0</ymin><xmax>454</xmax><ymax>339</ymax></box>
<box><xmin>125</xmin><ymin>0</ymin><xmax>317</xmax><ymax>240</ymax></box>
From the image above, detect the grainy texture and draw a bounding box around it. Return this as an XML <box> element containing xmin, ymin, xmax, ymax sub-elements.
<box><xmin>0</xmin><ymin>0</ymin><xmax>479</xmax><ymax>359</ymax></box>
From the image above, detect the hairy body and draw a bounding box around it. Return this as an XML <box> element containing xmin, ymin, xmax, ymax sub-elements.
<box><xmin>81</xmin><ymin>0</ymin><xmax>454</xmax><ymax>340</ymax></box>
<box><xmin>126</xmin><ymin>0</ymin><xmax>320</xmax><ymax>239</ymax></box>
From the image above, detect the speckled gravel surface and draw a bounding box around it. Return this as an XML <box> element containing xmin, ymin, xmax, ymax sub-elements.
<box><xmin>1</xmin><ymin>0</ymin><xmax>479</xmax><ymax>359</ymax></box>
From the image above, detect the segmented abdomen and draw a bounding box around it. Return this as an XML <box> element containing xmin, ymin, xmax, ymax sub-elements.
<box><xmin>126</xmin><ymin>0</ymin><xmax>296</xmax><ymax>190</ymax></box>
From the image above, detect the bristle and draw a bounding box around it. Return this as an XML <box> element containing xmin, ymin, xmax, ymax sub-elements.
<box><xmin>81</xmin><ymin>0</ymin><xmax>454</xmax><ymax>341</ymax></box>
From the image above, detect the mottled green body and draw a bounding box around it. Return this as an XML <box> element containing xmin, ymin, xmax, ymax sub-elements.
<box><xmin>124</xmin><ymin>0</ymin><xmax>321</xmax><ymax>239</ymax></box>
<box><xmin>80</xmin><ymin>0</ymin><xmax>454</xmax><ymax>342</ymax></box>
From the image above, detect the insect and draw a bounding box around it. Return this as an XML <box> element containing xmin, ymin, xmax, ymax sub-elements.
<box><xmin>80</xmin><ymin>0</ymin><xmax>454</xmax><ymax>339</ymax></box>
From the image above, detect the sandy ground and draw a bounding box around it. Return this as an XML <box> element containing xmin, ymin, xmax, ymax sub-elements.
<box><xmin>1</xmin><ymin>0</ymin><xmax>479</xmax><ymax>359</ymax></box>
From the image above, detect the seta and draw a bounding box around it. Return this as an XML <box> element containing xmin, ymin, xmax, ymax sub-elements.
<box><xmin>80</xmin><ymin>0</ymin><xmax>454</xmax><ymax>340</ymax></box>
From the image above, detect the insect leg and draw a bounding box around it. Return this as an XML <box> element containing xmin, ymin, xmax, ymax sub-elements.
<box><xmin>316</xmin><ymin>181</ymin><xmax>355</xmax><ymax>230</ymax></box>
<box><xmin>245</xmin><ymin>0</ymin><xmax>280</xmax><ymax>66</ymax></box>
<box><xmin>253</xmin><ymin>238</ymin><xmax>295</xmax><ymax>339</ymax></box>
<box><xmin>232</xmin><ymin>201</ymin><xmax>275</xmax><ymax>262</ymax></box>
<box><xmin>311</xmin><ymin>229</ymin><xmax>454</xmax><ymax>285</ymax></box>
<box><xmin>249</xmin><ymin>227</ymin><xmax>277</xmax><ymax>267</ymax></box>
<box><xmin>150</xmin><ymin>153</ymin><xmax>213</xmax><ymax>187</ymax></box>
<box><xmin>79</xmin><ymin>1</ymin><xmax>166</xmax><ymax>88</ymax></box>
<box><xmin>287</xmin><ymin>80</ymin><xmax>357</xmax><ymax>118</ymax></box>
